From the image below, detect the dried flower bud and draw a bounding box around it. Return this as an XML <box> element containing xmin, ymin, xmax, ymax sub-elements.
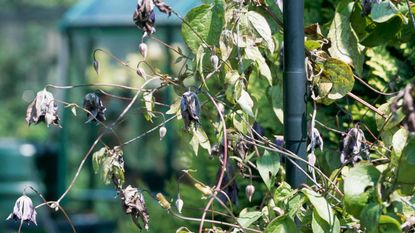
<box><xmin>210</xmin><ymin>54</ymin><xmax>219</xmax><ymax>70</ymax></box>
<box><xmin>120</xmin><ymin>185</ymin><xmax>149</xmax><ymax>230</ymax></box>
<box><xmin>159</xmin><ymin>126</ymin><xmax>167</xmax><ymax>140</ymax></box>
<box><xmin>245</xmin><ymin>184</ymin><xmax>255</xmax><ymax>202</ymax></box>
<box><xmin>139</xmin><ymin>43</ymin><xmax>148</xmax><ymax>59</ymax></box>
<box><xmin>194</xmin><ymin>183</ymin><xmax>212</xmax><ymax>196</ymax></box>
<box><xmin>26</xmin><ymin>89</ymin><xmax>60</xmax><ymax>127</ymax></box>
<box><xmin>7</xmin><ymin>195</ymin><xmax>37</xmax><ymax>225</ymax></box>
<box><xmin>136</xmin><ymin>67</ymin><xmax>145</xmax><ymax>77</ymax></box>
<box><xmin>83</xmin><ymin>93</ymin><xmax>106</xmax><ymax>123</ymax></box>
<box><xmin>93</xmin><ymin>60</ymin><xmax>99</xmax><ymax>74</ymax></box>
<box><xmin>156</xmin><ymin>193</ymin><xmax>171</xmax><ymax>210</ymax></box>
<box><xmin>180</xmin><ymin>91</ymin><xmax>201</xmax><ymax>129</ymax></box>
<box><xmin>175</xmin><ymin>195</ymin><xmax>183</xmax><ymax>213</ymax></box>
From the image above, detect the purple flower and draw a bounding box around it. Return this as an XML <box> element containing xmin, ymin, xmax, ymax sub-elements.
<box><xmin>180</xmin><ymin>91</ymin><xmax>201</xmax><ymax>129</ymax></box>
<box><xmin>83</xmin><ymin>93</ymin><xmax>106</xmax><ymax>123</ymax></box>
<box><xmin>340</xmin><ymin>126</ymin><xmax>369</xmax><ymax>164</ymax></box>
<box><xmin>6</xmin><ymin>195</ymin><xmax>37</xmax><ymax>225</ymax></box>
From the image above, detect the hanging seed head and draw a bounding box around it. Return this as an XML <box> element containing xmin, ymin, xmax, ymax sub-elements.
<box><xmin>7</xmin><ymin>195</ymin><xmax>37</xmax><ymax>225</ymax></box>
<box><xmin>210</xmin><ymin>54</ymin><xmax>219</xmax><ymax>70</ymax></box>
<box><xmin>175</xmin><ymin>195</ymin><xmax>184</xmax><ymax>213</ymax></box>
<box><xmin>139</xmin><ymin>43</ymin><xmax>148</xmax><ymax>59</ymax></box>
<box><xmin>245</xmin><ymin>184</ymin><xmax>255</xmax><ymax>202</ymax></box>
<box><xmin>159</xmin><ymin>126</ymin><xmax>167</xmax><ymax>140</ymax></box>
<box><xmin>156</xmin><ymin>193</ymin><xmax>171</xmax><ymax>210</ymax></box>
<box><xmin>194</xmin><ymin>183</ymin><xmax>212</xmax><ymax>196</ymax></box>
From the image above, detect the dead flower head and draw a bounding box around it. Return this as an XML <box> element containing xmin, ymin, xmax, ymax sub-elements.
<box><xmin>133</xmin><ymin>0</ymin><xmax>171</xmax><ymax>35</ymax></box>
<box><xmin>340</xmin><ymin>125</ymin><xmax>370</xmax><ymax>165</ymax></box>
<box><xmin>180</xmin><ymin>91</ymin><xmax>201</xmax><ymax>129</ymax></box>
<box><xmin>26</xmin><ymin>89</ymin><xmax>60</xmax><ymax>127</ymax></box>
<box><xmin>83</xmin><ymin>93</ymin><xmax>106</xmax><ymax>124</ymax></box>
<box><xmin>120</xmin><ymin>185</ymin><xmax>150</xmax><ymax>231</ymax></box>
<box><xmin>6</xmin><ymin>195</ymin><xmax>37</xmax><ymax>225</ymax></box>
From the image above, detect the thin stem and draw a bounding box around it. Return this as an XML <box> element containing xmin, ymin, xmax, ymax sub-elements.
<box><xmin>199</xmin><ymin>92</ymin><xmax>228</xmax><ymax>233</ymax></box>
<box><xmin>347</xmin><ymin>92</ymin><xmax>386</xmax><ymax>119</ymax></box>
<box><xmin>170</xmin><ymin>210</ymin><xmax>262</xmax><ymax>233</ymax></box>
<box><xmin>353</xmin><ymin>74</ymin><xmax>397</xmax><ymax>96</ymax></box>
<box><xmin>407</xmin><ymin>0</ymin><xmax>415</xmax><ymax>32</ymax></box>
<box><xmin>57</xmin><ymin>204</ymin><xmax>77</xmax><ymax>233</ymax></box>
<box><xmin>47</xmin><ymin>83</ymin><xmax>140</xmax><ymax>91</ymax></box>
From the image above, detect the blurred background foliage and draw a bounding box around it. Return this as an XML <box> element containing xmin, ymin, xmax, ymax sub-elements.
<box><xmin>0</xmin><ymin>0</ymin><xmax>414</xmax><ymax>232</ymax></box>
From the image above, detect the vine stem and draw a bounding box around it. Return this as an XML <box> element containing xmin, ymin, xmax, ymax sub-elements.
<box><xmin>198</xmin><ymin>92</ymin><xmax>228</xmax><ymax>233</ymax></box>
<box><xmin>56</xmin><ymin>78</ymin><xmax>157</xmax><ymax>204</ymax></box>
<box><xmin>347</xmin><ymin>92</ymin><xmax>386</xmax><ymax>118</ymax></box>
<box><xmin>47</xmin><ymin>83</ymin><xmax>140</xmax><ymax>91</ymax></box>
<box><xmin>170</xmin><ymin>210</ymin><xmax>262</xmax><ymax>233</ymax></box>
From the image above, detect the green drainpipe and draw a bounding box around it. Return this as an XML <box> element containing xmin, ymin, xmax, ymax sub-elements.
<box><xmin>283</xmin><ymin>0</ymin><xmax>307</xmax><ymax>188</ymax></box>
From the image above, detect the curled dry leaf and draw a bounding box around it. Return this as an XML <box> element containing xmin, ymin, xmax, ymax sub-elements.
<box><xmin>340</xmin><ymin>125</ymin><xmax>370</xmax><ymax>164</ymax></box>
<box><xmin>83</xmin><ymin>93</ymin><xmax>106</xmax><ymax>124</ymax></box>
<box><xmin>120</xmin><ymin>185</ymin><xmax>150</xmax><ymax>231</ymax></box>
<box><xmin>7</xmin><ymin>195</ymin><xmax>37</xmax><ymax>225</ymax></box>
<box><xmin>26</xmin><ymin>89</ymin><xmax>60</xmax><ymax>127</ymax></box>
<box><xmin>180</xmin><ymin>91</ymin><xmax>201</xmax><ymax>129</ymax></box>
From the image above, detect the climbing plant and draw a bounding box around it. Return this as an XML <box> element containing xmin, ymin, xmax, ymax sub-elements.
<box><xmin>6</xmin><ymin>0</ymin><xmax>415</xmax><ymax>232</ymax></box>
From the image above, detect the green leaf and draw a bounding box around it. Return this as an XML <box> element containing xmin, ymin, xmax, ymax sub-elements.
<box><xmin>271</xmin><ymin>85</ymin><xmax>284</xmax><ymax>124</ymax></box>
<box><xmin>343</xmin><ymin>163</ymin><xmax>380</xmax><ymax>218</ymax></box>
<box><xmin>303</xmin><ymin>189</ymin><xmax>340</xmax><ymax>233</ymax></box>
<box><xmin>396</xmin><ymin>135</ymin><xmax>415</xmax><ymax>184</ymax></box>
<box><xmin>360</xmin><ymin>14</ymin><xmax>404</xmax><ymax>47</ymax></box>
<box><xmin>181</xmin><ymin>1</ymin><xmax>225</xmax><ymax>54</ymax></box>
<box><xmin>265</xmin><ymin>216</ymin><xmax>298</xmax><ymax>233</ymax></box>
<box><xmin>378</xmin><ymin>215</ymin><xmax>401</xmax><ymax>233</ymax></box>
<box><xmin>247</xmin><ymin>11</ymin><xmax>275</xmax><ymax>52</ymax></box>
<box><xmin>231</xmin><ymin>110</ymin><xmax>250</xmax><ymax>135</ymax></box>
<box><xmin>245</xmin><ymin>46</ymin><xmax>272</xmax><ymax>85</ymax></box>
<box><xmin>92</xmin><ymin>147</ymin><xmax>107</xmax><ymax>174</ymax></box>
<box><xmin>257</xmin><ymin>150</ymin><xmax>280</xmax><ymax>190</ymax></box>
<box><xmin>327</xmin><ymin>0</ymin><xmax>364</xmax><ymax>76</ymax></box>
<box><xmin>237</xmin><ymin>211</ymin><xmax>263</xmax><ymax>228</ymax></box>
<box><xmin>375</xmin><ymin>101</ymin><xmax>405</xmax><ymax>131</ymax></box>
<box><xmin>371</xmin><ymin>0</ymin><xmax>398</xmax><ymax>23</ymax></box>
<box><xmin>360</xmin><ymin>203</ymin><xmax>381</xmax><ymax>233</ymax></box>
<box><xmin>237</xmin><ymin>89</ymin><xmax>255</xmax><ymax>117</ymax></box>
<box><xmin>392</xmin><ymin>127</ymin><xmax>408</xmax><ymax>155</ymax></box>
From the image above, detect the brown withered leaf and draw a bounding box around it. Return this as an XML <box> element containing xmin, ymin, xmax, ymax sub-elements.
<box><xmin>120</xmin><ymin>185</ymin><xmax>150</xmax><ymax>231</ymax></box>
<box><xmin>26</xmin><ymin>89</ymin><xmax>60</xmax><ymax>127</ymax></box>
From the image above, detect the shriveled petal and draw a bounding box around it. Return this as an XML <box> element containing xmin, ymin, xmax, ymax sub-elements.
<box><xmin>7</xmin><ymin>195</ymin><xmax>37</xmax><ymax>225</ymax></box>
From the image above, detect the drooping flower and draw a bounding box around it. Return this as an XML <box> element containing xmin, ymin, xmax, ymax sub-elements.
<box><xmin>175</xmin><ymin>194</ymin><xmax>184</xmax><ymax>213</ymax></box>
<box><xmin>83</xmin><ymin>93</ymin><xmax>106</xmax><ymax>123</ymax></box>
<box><xmin>159</xmin><ymin>126</ymin><xmax>167</xmax><ymax>140</ymax></box>
<box><xmin>6</xmin><ymin>195</ymin><xmax>37</xmax><ymax>225</ymax></box>
<box><xmin>26</xmin><ymin>89</ymin><xmax>60</xmax><ymax>127</ymax></box>
<box><xmin>340</xmin><ymin>125</ymin><xmax>370</xmax><ymax>164</ymax></box>
<box><xmin>180</xmin><ymin>91</ymin><xmax>201</xmax><ymax>129</ymax></box>
<box><xmin>120</xmin><ymin>185</ymin><xmax>150</xmax><ymax>231</ymax></box>
<box><xmin>133</xmin><ymin>0</ymin><xmax>171</xmax><ymax>36</ymax></box>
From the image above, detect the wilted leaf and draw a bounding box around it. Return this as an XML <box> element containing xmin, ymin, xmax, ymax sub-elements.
<box><xmin>92</xmin><ymin>147</ymin><xmax>107</xmax><ymax>173</ymax></box>
<box><xmin>328</xmin><ymin>0</ymin><xmax>364</xmax><ymax>76</ymax></box>
<box><xmin>247</xmin><ymin>11</ymin><xmax>275</xmax><ymax>52</ymax></box>
<box><xmin>323</xmin><ymin>58</ymin><xmax>354</xmax><ymax>100</ymax></box>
